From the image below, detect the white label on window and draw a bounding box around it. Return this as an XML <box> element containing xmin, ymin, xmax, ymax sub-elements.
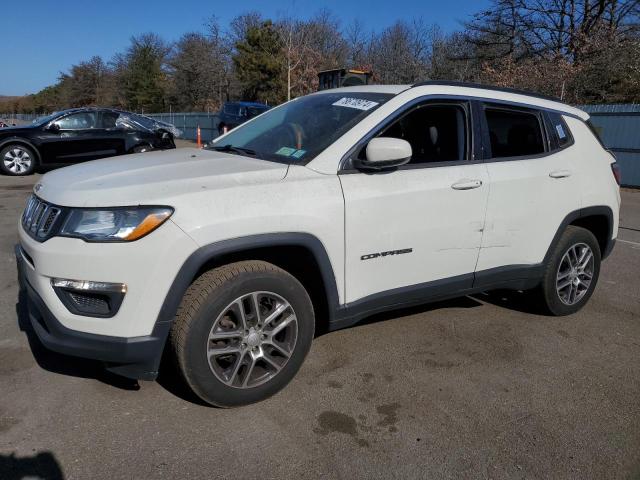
<box><xmin>556</xmin><ymin>124</ymin><xmax>566</xmax><ymax>139</ymax></box>
<box><xmin>332</xmin><ymin>97</ymin><xmax>379</xmax><ymax>111</ymax></box>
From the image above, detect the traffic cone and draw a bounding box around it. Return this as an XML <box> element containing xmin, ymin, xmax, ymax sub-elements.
<box><xmin>196</xmin><ymin>125</ymin><xmax>202</xmax><ymax>148</ymax></box>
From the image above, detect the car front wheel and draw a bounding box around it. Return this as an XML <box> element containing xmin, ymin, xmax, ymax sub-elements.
<box><xmin>1</xmin><ymin>144</ymin><xmax>36</xmax><ymax>176</ymax></box>
<box><xmin>169</xmin><ymin>260</ymin><xmax>315</xmax><ymax>407</ymax></box>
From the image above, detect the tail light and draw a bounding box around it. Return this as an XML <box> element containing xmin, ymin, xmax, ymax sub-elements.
<box><xmin>611</xmin><ymin>162</ymin><xmax>621</xmax><ymax>186</ymax></box>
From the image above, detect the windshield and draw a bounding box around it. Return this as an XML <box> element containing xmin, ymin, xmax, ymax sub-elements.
<box><xmin>32</xmin><ymin>112</ymin><xmax>62</xmax><ymax>126</ymax></box>
<box><xmin>209</xmin><ymin>92</ymin><xmax>393</xmax><ymax>164</ymax></box>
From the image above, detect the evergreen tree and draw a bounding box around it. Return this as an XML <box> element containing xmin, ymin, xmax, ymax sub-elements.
<box><xmin>232</xmin><ymin>21</ymin><xmax>285</xmax><ymax>104</ymax></box>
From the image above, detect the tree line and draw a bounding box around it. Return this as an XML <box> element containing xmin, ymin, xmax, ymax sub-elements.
<box><xmin>3</xmin><ymin>0</ymin><xmax>639</xmax><ymax>114</ymax></box>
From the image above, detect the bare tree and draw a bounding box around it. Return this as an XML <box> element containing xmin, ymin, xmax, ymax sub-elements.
<box><xmin>345</xmin><ymin>19</ymin><xmax>369</xmax><ymax>67</ymax></box>
<box><xmin>369</xmin><ymin>19</ymin><xmax>434</xmax><ymax>84</ymax></box>
<box><xmin>277</xmin><ymin>18</ymin><xmax>309</xmax><ymax>101</ymax></box>
<box><xmin>169</xmin><ymin>31</ymin><xmax>230</xmax><ymax>111</ymax></box>
<box><xmin>466</xmin><ymin>0</ymin><xmax>640</xmax><ymax>61</ymax></box>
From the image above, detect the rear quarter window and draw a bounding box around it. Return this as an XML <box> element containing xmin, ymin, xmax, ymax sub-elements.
<box><xmin>547</xmin><ymin>112</ymin><xmax>573</xmax><ymax>149</ymax></box>
<box><xmin>586</xmin><ymin>119</ymin><xmax>607</xmax><ymax>148</ymax></box>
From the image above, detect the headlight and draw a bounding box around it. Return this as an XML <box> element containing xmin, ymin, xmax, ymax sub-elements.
<box><xmin>59</xmin><ymin>207</ymin><xmax>173</xmax><ymax>242</ymax></box>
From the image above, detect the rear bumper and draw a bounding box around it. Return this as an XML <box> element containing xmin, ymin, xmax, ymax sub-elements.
<box><xmin>17</xmin><ymin>245</ymin><xmax>169</xmax><ymax>380</ymax></box>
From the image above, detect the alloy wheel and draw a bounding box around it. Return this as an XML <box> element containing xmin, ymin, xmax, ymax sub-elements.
<box><xmin>3</xmin><ymin>147</ymin><xmax>32</xmax><ymax>174</ymax></box>
<box><xmin>206</xmin><ymin>291</ymin><xmax>298</xmax><ymax>388</ymax></box>
<box><xmin>556</xmin><ymin>242</ymin><xmax>594</xmax><ymax>305</ymax></box>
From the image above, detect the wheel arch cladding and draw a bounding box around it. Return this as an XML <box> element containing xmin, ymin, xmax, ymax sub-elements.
<box><xmin>155</xmin><ymin>233</ymin><xmax>340</xmax><ymax>337</ymax></box>
<box><xmin>545</xmin><ymin>206</ymin><xmax>615</xmax><ymax>263</ymax></box>
<box><xmin>569</xmin><ymin>212</ymin><xmax>612</xmax><ymax>258</ymax></box>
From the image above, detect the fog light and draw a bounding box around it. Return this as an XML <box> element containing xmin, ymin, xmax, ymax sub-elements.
<box><xmin>51</xmin><ymin>278</ymin><xmax>126</xmax><ymax>318</ymax></box>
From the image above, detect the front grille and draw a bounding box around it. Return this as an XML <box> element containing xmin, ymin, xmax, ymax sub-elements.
<box><xmin>21</xmin><ymin>195</ymin><xmax>63</xmax><ymax>241</ymax></box>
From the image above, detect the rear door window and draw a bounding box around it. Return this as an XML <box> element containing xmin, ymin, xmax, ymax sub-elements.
<box><xmin>484</xmin><ymin>106</ymin><xmax>545</xmax><ymax>158</ymax></box>
<box><xmin>100</xmin><ymin>111</ymin><xmax>121</xmax><ymax>129</ymax></box>
<box><xmin>224</xmin><ymin>104</ymin><xmax>241</xmax><ymax>115</ymax></box>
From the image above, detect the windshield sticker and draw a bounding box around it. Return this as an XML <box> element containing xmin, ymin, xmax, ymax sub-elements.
<box><xmin>276</xmin><ymin>146</ymin><xmax>297</xmax><ymax>157</ymax></box>
<box><xmin>332</xmin><ymin>97</ymin><xmax>379</xmax><ymax>111</ymax></box>
<box><xmin>555</xmin><ymin>124</ymin><xmax>567</xmax><ymax>139</ymax></box>
<box><xmin>275</xmin><ymin>147</ymin><xmax>307</xmax><ymax>159</ymax></box>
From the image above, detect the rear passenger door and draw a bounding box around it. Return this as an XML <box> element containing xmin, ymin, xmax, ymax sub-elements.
<box><xmin>340</xmin><ymin>100</ymin><xmax>490</xmax><ymax>304</ymax></box>
<box><xmin>476</xmin><ymin>103</ymin><xmax>580</xmax><ymax>279</ymax></box>
<box><xmin>95</xmin><ymin>111</ymin><xmax>128</xmax><ymax>157</ymax></box>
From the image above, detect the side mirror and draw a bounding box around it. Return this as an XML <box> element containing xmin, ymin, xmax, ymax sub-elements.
<box><xmin>355</xmin><ymin>137</ymin><xmax>412</xmax><ymax>170</ymax></box>
<box><xmin>46</xmin><ymin>123</ymin><xmax>60</xmax><ymax>133</ymax></box>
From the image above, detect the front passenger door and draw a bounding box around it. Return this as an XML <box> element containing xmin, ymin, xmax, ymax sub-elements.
<box><xmin>39</xmin><ymin>111</ymin><xmax>102</xmax><ymax>163</ymax></box>
<box><xmin>340</xmin><ymin>100</ymin><xmax>489</xmax><ymax>304</ymax></box>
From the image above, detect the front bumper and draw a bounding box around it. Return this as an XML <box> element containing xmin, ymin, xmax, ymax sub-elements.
<box><xmin>17</xmin><ymin>216</ymin><xmax>197</xmax><ymax>338</ymax></box>
<box><xmin>16</xmin><ymin>245</ymin><xmax>168</xmax><ymax>380</ymax></box>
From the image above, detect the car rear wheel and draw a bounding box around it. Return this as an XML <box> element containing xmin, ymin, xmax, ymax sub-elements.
<box><xmin>1</xmin><ymin>144</ymin><xmax>36</xmax><ymax>176</ymax></box>
<box><xmin>538</xmin><ymin>226</ymin><xmax>601</xmax><ymax>316</ymax></box>
<box><xmin>169</xmin><ymin>260</ymin><xmax>315</xmax><ymax>407</ymax></box>
<box><xmin>133</xmin><ymin>144</ymin><xmax>152</xmax><ymax>153</ymax></box>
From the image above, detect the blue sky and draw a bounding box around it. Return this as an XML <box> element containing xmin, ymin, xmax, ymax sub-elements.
<box><xmin>2</xmin><ymin>0</ymin><xmax>486</xmax><ymax>96</ymax></box>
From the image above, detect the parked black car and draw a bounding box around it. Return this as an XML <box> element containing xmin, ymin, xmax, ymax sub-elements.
<box><xmin>217</xmin><ymin>102</ymin><xmax>270</xmax><ymax>136</ymax></box>
<box><xmin>0</xmin><ymin>108</ymin><xmax>179</xmax><ymax>176</ymax></box>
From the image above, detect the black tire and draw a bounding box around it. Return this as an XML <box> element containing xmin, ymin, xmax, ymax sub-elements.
<box><xmin>132</xmin><ymin>144</ymin><xmax>152</xmax><ymax>153</ymax></box>
<box><xmin>538</xmin><ymin>225</ymin><xmax>601</xmax><ymax>316</ymax></box>
<box><xmin>0</xmin><ymin>144</ymin><xmax>37</xmax><ymax>176</ymax></box>
<box><xmin>169</xmin><ymin>260</ymin><xmax>315</xmax><ymax>407</ymax></box>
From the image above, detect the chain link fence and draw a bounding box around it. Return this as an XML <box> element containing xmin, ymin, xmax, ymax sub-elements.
<box><xmin>145</xmin><ymin>112</ymin><xmax>221</xmax><ymax>142</ymax></box>
<box><xmin>0</xmin><ymin>113</ymin><xmax>41</xmax><ymax>125</ymax></box>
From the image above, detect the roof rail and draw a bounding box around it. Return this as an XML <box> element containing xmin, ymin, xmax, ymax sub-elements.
<box><xmin>411</xmin><ymin>81</ymin><xmax>561</xmax><ymax>103</ymax></box>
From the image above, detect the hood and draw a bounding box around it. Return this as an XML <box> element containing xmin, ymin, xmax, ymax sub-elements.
<box><xmin>36</xmin><ymin>148</ymin><xmax>289</xmax><ymax>207</ymax></box>
<box><xmin>0</xmin><ymin>125</ymin><xmax>37</xmax><ymax>135</ymax></box>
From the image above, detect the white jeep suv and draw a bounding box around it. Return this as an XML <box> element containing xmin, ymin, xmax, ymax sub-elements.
<box><xmin>16</xmin><ymin>82</ymin><xmax>620</xmax><ymax>406</ymax></box>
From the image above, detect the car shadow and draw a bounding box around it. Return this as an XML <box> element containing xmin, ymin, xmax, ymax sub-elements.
<box><xmin>155</xmin><ymin>353</ymin><xmax>211</xmax><ymax>407</ymax></box>
<box><xmin>471</xmin><ymin>289</ymin><xmax>548</xmax><ymax>315</ymax></box>
<box><xmin>0</xmin><ymin>451</ymin><xmax>64</xmax><ymax>480</ymax></box>
<box><xmin>16</xmin><ymin>289</ymin><xmax>141</xmax><ymax>391</ymax></box>
<box><xmin>17</xmin><ymin>285</ymin><xmax>543</xmax><ymax>406</ymax></box>
<box><xmin>314</xmin><ymin>295</ymin><xmax>485</xmax><ymax>336</ymax></box>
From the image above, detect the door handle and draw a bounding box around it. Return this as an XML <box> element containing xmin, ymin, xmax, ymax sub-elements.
<box><xmin>549</xmin><ymin>169</ymin><xmax>572</xmax><ymax>179</ymax></box>
<box><xmin>451</xmin><ymin>179</ymin><xmax>483</xmax><ymax>190</ymax></box>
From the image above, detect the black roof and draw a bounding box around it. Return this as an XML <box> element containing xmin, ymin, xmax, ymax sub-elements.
<box><xmin>411</xmin><ymin>81</ymin><xmax>561</xmax><ymax>103</ymax></box>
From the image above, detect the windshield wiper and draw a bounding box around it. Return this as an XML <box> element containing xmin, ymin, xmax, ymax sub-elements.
<box><xmin>212</xmin><ymin>144</ymin><xmax>261</xmax><ymax>158</ymax></box>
